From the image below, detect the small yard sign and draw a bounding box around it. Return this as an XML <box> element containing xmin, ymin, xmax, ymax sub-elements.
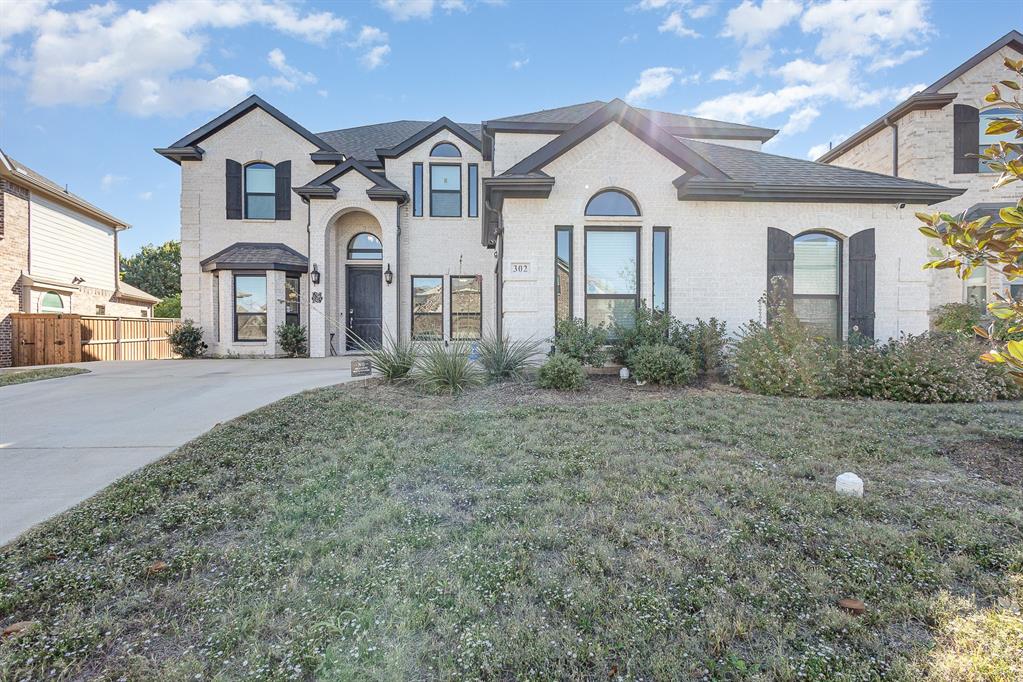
<box><xmin>351</xmin><ymin>359</ymin><xmax>372</xmax><ymax>377</ymax></box>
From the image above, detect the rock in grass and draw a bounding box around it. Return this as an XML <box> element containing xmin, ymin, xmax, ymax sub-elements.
<box><xmin>838</xmin><ymin>598</ymin><xmax>866</xmax><ymax>615</ymax></box>
<box><xmin>2</xmin><ymin>621</ymin><xmax>36</xmax><ymax>638</ymax></box>
<box><xmin>146</xmin><ymin>560</ymin><xmax>169</xmax><ymax>576</ymax></box>
<box><xmin>836</xmin><ymin>472</ymin><xmax>864</xmax><ymax>497</ymax></box>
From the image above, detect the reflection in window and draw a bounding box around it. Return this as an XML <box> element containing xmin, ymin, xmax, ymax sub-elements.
<box><xmin>468</xmin><ymin>163</ymin><xmax>479</xmax><ymax>218</ymax></box>
<box><xmin>450</xmin><ymin>276</ymin><xmax>481</xmax><ymax>340</ymax></box>
<box><xmin>965</xmin><ymin>266</ymin><xmax>987</xmax><ymax>306</ymax></box>
<box><xmin>235</xmin><ymin>274</ymin><xmax>267</xmax><ymax>341</ymax></box>
<box><xmin>431</xmin><ymin>142</ymin><xmax>461</xmax><ymax>157</ymax></box>
<box><xmin>653</xmin><ymin>227</ymin><xmax>669</xmax><ymax>313</ymax></box>
<box><xmin>585</xmin><ymin>189</ymin><xmax>640</xmax><ymax>216</ymax></box>
<box><xmin>793</xmin><ymin>233</ymin><xmax>841</xmax><ymax>340</ymax></box>
<box><xmin>40</xmin><ymin>291</ymin><xmax>64</xmax><ymax>313</ymax></box>
<box><xmin>555</xmin><ymin>226</ymin><xmax>572</xmax><ymax>325</ymax></box>
<box><xmin>586</xmin><ymin>229</ymin><xmax>638</xmax><ymax>330</ymax></box>
<box><xmin>430</xmin><ymin>164</ymin><xmax>461</xmax><ymax>217</ymax></box>
<box><xmin>412</xmin><ymin>163</ymin><xmax>423</xmax><ymax>217</ymax></box>
<box><xmin>412</xmin><ymin>276</ymin><xmax>443</xmax><ymax>340</ymax></box>
<box><xmin>347</xmin><ymin>233</ymin><xmax>383</xmax><ymax>260</ymax></box>
<box><xmin>245</xmin><ymin>163</ymin><xmax>276</xmax><ymax>219</ymax></box>
<box><xmin>979</xmin><ymin>108</ymin><xmax>1023</xmax><ymax>173</ymax></box>
<box><xmin>285</xmin><ymin>275</ymin><xmax>300</xmax><ymax>327</ymax></box>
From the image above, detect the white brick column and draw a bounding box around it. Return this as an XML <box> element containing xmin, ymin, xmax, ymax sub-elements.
<box><xmin>309</xmin><ymin>223</ymin><xmax>327</xmax><ymax>357</ymax></box>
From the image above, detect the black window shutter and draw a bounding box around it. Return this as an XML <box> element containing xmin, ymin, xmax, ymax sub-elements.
<box><xmin>766</xmin><ymin>227</ymin><xmax>794</xmax><ymax>320</ymax></box>
<box><xmin>275</xmin><ymin>160</ymin><xmax>291</xmax><ymax>221</ymax></box>
<box><xmin>953</xmin><ymin>104</ymin><xmax>979</xmax><ymax>174</ymax></box>
<box><xmin>225</xmin><ymin>159</ymin><xmax>242</xmax><ymax>220</ymax></box>
<box><xmin>848</xmin><ymin>229</ymin><xmax>876</xmax><ymax>340</ymax></box>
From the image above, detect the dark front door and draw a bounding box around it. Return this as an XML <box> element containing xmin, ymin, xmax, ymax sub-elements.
<box><xmin>346</xmin><ymin>265</ymin><xmax>382</xmax><ymax>350</ymax></box>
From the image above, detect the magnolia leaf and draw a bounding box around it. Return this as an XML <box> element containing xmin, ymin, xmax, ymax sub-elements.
<box><xmin>972</xmin><ymin>325</ymin><xmax>991</xmax><ymax>339</ymax></box>
<box><xmin>915</xmin><ymin>211</ymin><xmax>935</xmax><ymax>225</ymax></box>
<box><xmin>985</xmin><ymin>119</ymin><xmax>1020</xmax><ymax>135</ymax></box>
<box><xmin>1001</xmin><ymin>79</ymin><xmax>1022</xmax><ymax>90</ymax></box>
<box><xmin>980</xmin><ymin>351</ymin><xmax>1005</xmax><ymax>364</ymax></box>
<box><xmin>1007</xmin><ymin>340</ymin><xmax>1023</xmax><ymax>363</ymax></box>
<box><xmin>985</xmin><ymin>90</ymin><xmax>1002</xmax><ymax>103</ymax></box>
<box><xmin>918</xmin><ymin>227</ymin><xmax>941</xmax><ymax>238</ymax></box>
<box><xmin>1000</xmin><ymin>207</ymin><xmax>1023</xmax><ymax>225</ymax></box>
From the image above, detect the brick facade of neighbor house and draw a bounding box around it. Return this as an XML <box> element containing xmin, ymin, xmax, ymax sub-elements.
<box><xmin>0</xmin><ymin>179</ymin><xmax>31</xmax><ymax>367</ymax></box>
<box><xmin>820</xmin><ymin>32</ymin><xmax>1023</xmax><ymax>313</ymax></box>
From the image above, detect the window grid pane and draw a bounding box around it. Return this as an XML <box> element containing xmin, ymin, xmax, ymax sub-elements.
<box><xmin>653</xmin><ymin>229</ymin><xmax>668</xmax><ymax>312</ymax></box>
<box><xmin>413</xmin><ymin>164</ymin><xmax>423</xmax><ymax>216</ymax></box>
<box><xmin>585</xmin><ymin>190</ymin><xmax>639</xmax><ymax>216</ymax></box>
<box><xmin>793</xmin><ymin>234</ymin><xmax>839</xmax><ymax>295</ymax></box>
<box><xmin>235</xmin><ymin>275</ymin><xmax>267</xmax><ymax>341</ymax></box>
<box><xmin>468</xmin><ymin>164</ymin><xmax>478</xmax><ymax>218</ymax></box>
<box><xmin>413</xmin><ymin>276</ymin><xmax>443</xmax><ymax>340</ymax></box>
<box><xmin>555</xmin><ymin>227</ymin><xmax>572</xmax><ymax>324</ymax></box>
<box><xmin>246</xmin><ymin>194</ymin><xmax>275</xmax><ymax>220</ymax></box>
<box><xmin>431</xmin><ymin>191</ymin><xmax>460</xmax><ymax>217</ymax></box>
<box><xmin>586</xmin><ymin>231</ymin><xmax>637</xmax><ymax>295</ymax></box>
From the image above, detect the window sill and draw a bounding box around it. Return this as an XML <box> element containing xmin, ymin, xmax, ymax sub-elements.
<box><xmin>241</xmin><ymin>219</ymin><xmax>277</xmax><ymax>224</ymax></box>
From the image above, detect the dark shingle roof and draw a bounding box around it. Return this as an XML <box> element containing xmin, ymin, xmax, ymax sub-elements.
<box><xmin>317</xmin><ymin>120</ymin><xmax>482</xmax><ymax>164</ymax></box>
<box><xmin>200</xmin><ymin>242</ymin><xmax>308</xmax><ymax>273</ymax></box>
<box><xmin>492</xmin><ymin>101</ymin><xmax>777</xmax><ymax>140</ymax></box>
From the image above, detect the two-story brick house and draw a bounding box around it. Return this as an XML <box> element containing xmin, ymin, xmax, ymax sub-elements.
<box><xmin>0</xmin><ymin>150</ymin><xmax>159</xmax><ymax>367</ymax></box>
<box><xmin>818</xmin><ymin>30</ymin><xmax>1023</xmax><ymax>313</ymax></box>
<box><xmin>158</xmin><ymin>91</ymin><xmax>966</xmax><ymax>357</ymax></box>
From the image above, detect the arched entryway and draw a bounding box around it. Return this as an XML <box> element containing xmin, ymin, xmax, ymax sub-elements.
<box><xmin>328</xmin><ymin>210</ymin><xmax>384</xmax><ymax>352</ymax></box>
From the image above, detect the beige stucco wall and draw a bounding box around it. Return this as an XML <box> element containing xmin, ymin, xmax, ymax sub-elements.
<box><xmin>501</xmin><ymin>121</ymin><xmax>933</xmax><ymax>344</ymax></box>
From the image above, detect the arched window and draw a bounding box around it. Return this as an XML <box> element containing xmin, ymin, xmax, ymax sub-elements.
<box><xmin>430</xmin><ymin>142</ymin><xmax>461</xmax><ymax>157</ymax></box>
<box><xmin>585</xmin><ymin>189</ymin><xmax>640</xmax><ymax>217</ymax></box>
<box><xmin>979</xmin><ymin>108</ymin><xmax>1023</xmax><ymax>173</ymax></box>
<box><xmin>347</xmin><ymin>233</ymin><xmax>382</xmax><ymax>260</ymax></box>
<box><xmin>793</xmin><ymin>232</ymin><xmax>841</xmax><ymax>340</ymax></box>
<box><xmin>40</xmin><ymin>291</ymin><xmax>64</xmax><ymax>313</ymax></box>
<box><xmin>244</xmin><ymin>162</ymin><xmax>276</xmax><ymax>219</ymax></box>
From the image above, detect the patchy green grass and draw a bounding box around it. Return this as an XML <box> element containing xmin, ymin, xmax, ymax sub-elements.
<box><xmin>0</xmin><ymin>366</ymin><xmax>89</xmax><ymax>387</ymax></box>
<box><xmin>1</xmin><ymin>381</ymin><xmax>1021</xmax><ymax>680</ymax></box>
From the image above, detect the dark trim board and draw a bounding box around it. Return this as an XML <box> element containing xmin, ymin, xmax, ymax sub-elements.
<box><xmin>376</xmin><ymin>118</ymin><xmax>482</xmax><ymax>159</ymax></box>
<box><xmin>653</xmin><ymin>226</ymin><xmax>670</xmax><ymax>314</ymax></box>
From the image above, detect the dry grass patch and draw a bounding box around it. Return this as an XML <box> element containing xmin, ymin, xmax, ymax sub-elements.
<box><xmin>0</xmin><ymin>366</ymin><xmax>89</xmax><ymax>387</ymax></box>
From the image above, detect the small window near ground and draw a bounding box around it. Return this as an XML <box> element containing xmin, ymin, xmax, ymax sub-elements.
<box><xmin>430</xmin><ymin>164</ymin><xmax>461</xmax><ymax>217</ymax></box>
<box><xmin>285</xmin><ymin>275</ymin><xmax>300</xmax><ymax>327</ymax></box>
<box><xmin>979</xmin><ymin>108</ymin><xmax>1023</xmax><ymax>173</ymax></box>
<box><xmin>450</xmin><ymin>276</ymin><xmax>481</xmax><ymax>340</ymax></box>
<box><xmin>412</xmin><ymin>276</ymin><xmax>443</xmax><ymax>340</ymax></box>
<box><xmin>431</xmin><ymin>142</ymin><xmax>461</xmax><ymax>157</ymax></box>
<box><xmin>585</xmin><ymin>189</ymin><xmax>640</xmax><ymax>217</ymax></box>
<box><xmin>235</xmin><ymin>274</ymin><xmax>267</xmax><ymax>341</ymax></box>
<box><xmin>653</xmin><ymin>227</ymin><xmax>669</xmax><ymax>313</ymax></box>
<box><xmin>347</xmin><ymin>233</ymin><xmax>383</xmax><ymax>260</ymax></box>
<box><xmin>244</xmin><ymin>163</ymin><xmax>276</xmax><ymax>219</ymax></box>
<box><xmin>555</xmin><ymin>226</ymin><xmax>573</xmax><ymax>325</ymax></box>
<box><xmin>585</xmin><ymin>229</ymin><xmax>639</xmax><ymax>330</ymax></box>
<box><xmin>95</xmin><ymin>304</ymin><xmax>106</xmax><ymax>316</ymax></box>
<box><xmin>793</xmin><ymin>232</ymin><xmax>841</xmax><ymax>340</ymax></box>
<box><xmin>40</xmin><ymin>291</ymin><xmax>64</xmax><ymax>313</ymax></box>
<box><xmin>965</xmin><ymin>266</ymin><xmax>987</xmax><ymax>305</ymax></box>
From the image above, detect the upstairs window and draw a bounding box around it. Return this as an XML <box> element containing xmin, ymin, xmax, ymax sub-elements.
<box><xmin>245</xmin><ymin>163</ymin><xmax>276</xmax><ymax>219</ymax></box>
<box><xmin>347</xmin><ymin>233</ymin><xmax>383</xmax><ymax>260</ymax></box>
<box><xmin>585</xmin><ymin>189</ymin><xmax>640</xmax><ymax>217</ymax></box>
<box><xmin>412</xmin><ymin>163</ymin><xmax>424</xmax><ymax>217</ymax></box>
<box><xmin>431</xmin><ymin>142</ymin><xmax>461</xmax><ymax>157</ymax></box>
<box><xmin>430</xmin><ymin>164</ymin><xmax>461</xmax><ymax>217</ymax></box>
<box><xmin>979</xmin><ymin>108</ymin><xmax>1023</xmax><ymax>173</ymax></box>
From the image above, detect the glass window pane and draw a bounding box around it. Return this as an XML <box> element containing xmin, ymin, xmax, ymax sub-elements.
<box><xmin>413</xmin><ymin>164</ymin><xmax>423</xmax><ymax>216</ymax></box>
<box><xmin>966</xmin><ymin>286</ymin><xmax>987</xmax><ymax>306</ymax></box>
<box><xmin>246</xmin><ymin>194</ymin><xmax>275</xmax><ymax>219</ymax></box>
<box><xmin>794</xmin><ymin>297</ymin><xmax>838</xmax><ymax>340</ymax></box>
<box><xmin>653</xmin><ymin>230</ymin><xmax>668</xmax><ymax>312</ymax></box>
<box><xmin>1010</xmin><ymin>283</ymin><xmax>1022</xmax><ymax>300</ymax></box>
<box><xmin>586</xmin><ymin>231</ymin><xmax>637</xmax><ymax>295</ymax></box>
<box><xmin>431</xmin><ymin>142</ymin><xmax>461</xmax><ymax>157</ymax></box>
<box><xmin>235</xmin><ymin>276</ymin><xmax>267</xmax><ymax>314</ymax></box>
<box><xmin>245</xmin><ymin>164</ymin><xmax>275</xmax><ymax>193</ymax></box>
<box><xmin>236</xmin><ymin>313</ymin><xmax>267</xmax><ymax>340</ymax></box>
<box><xmin>413</xmin><ymin>314</ymin><xmax>442</xmax><ymax>340</ymax></box>
<box><xmin>556</xmin><ymin>228</ymin><xmax>572</xmax><ymax>323</ymax></box>
<box><xmin>41</xmin><ymin>291</ymin><xmax>63</xmax><ymax>311</ymax></box>
<box><xmin>468</xmin><ymin>164</ymin><xmax>478</xmax><ymax>217</ymax></box>
<box><xmin>451</xmin><ymin>314</ymin><xmax>481</xmax><ymax>340</ymax></box>
<box><xmin>793</xmin><ymin>234</ymin><xmax>839</xmax><ymax>295</ymax></box>
<box><xmin>451</xmin><ymin>276</ymin><xmax>481</xmax><ymax>313</ymax></box>
<box><xmin>431</xmin><ymin>165</ymin><xmax>460</xmax><ymax>190</ymax></box>
<box><xmin>413</xmin><ymin>277</ymin><xmax>443</xmax><ymax>314</ymax></box>
<box><xmin>586</xmin><ymin>298</ymin><xmax>636</xmax><ymax>329</ymax></box>
<box><xmin>431</xmin><ymin>191</ymin><xmax>460</xmax><ymax>217</ymax></box>
<box><xmin>348</xmin><ymin>233</ymin><xmax>382</xmax><ymax>259</ymax></box>
<box><xmin>585</xmin><ymin>190</ymin><xmax>639</xmax><ymax>216</ymax></box>
<box><xmin>285</xmin><ymin>277</ymin><xmax>300</xmax><ymax>316</ymax></box>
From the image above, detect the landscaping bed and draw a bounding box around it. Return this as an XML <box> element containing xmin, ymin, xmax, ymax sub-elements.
<box><xmin>1</xmin><ymin>381</ymin><xmax>1020</xmax><ymax>680</ymax></box>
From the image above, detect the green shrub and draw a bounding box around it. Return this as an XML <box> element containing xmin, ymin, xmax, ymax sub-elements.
<box><xmin>414</xmin><ymin>342</ymin><xmax>482</xmax><ymax>394</ymax></box>
<box><xmin>275</xmin><ymin>323</ymin><xmax>307</xmax><ymax>357</ymax></box>
<box><xmin>553</xmin><ymin>318</ymin><xmax>608</xmax><ymax>367</ymax></box>
<box><xmin>167</xmin><ymin>319</ymin><xmax>207</xmax><ymax>358</ymax></box>
<box><xmin>671</xmin><ymin>317</ymin><xmax>728</xmax><ymax>372</ymax></box>
<box><xmin>609</xmin><ymin>305</ymin><xmax>672</xmax><ymax>364</ymax></box>
<box><xmin>931</xmin><ymin>303</ymin><xmax>984</xmax><ymax>336</ymax></box>
<box><xmin>537</xmin><ymin>354</ymin><xmax>586</xmax><ymax>390</ymax></box>
<box><xmin>358</xmin><ymin>332</ymin><xmax>416</xmax><ymax>381</ymax></box>
<box><xmin>154</xmin><ymin>293</ymin><xmax>181</xmax><ymax>319</ymax></box>
<box><xmin>628</xmin><ymin>344</ymin><xmax>696</xmax><ymax>385</ymax></box>
<box><xmin>477</xmin><ymin>333</ymin><xmax>543</xmax><ymax>381</ymax></box>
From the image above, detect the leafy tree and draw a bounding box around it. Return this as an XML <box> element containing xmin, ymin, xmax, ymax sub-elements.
<box><xmin>120</xmin><ymin>241</ymin><xmax>181</xmax><ymax>299</ymax></box>
<box><xmin>917</xmin><ymin>56</ymin><xmax>1023</xmax><ymax>385</ymax></box>
<box><xmin>154</xmin><ymin>292</ymin><xmax>181</xmax><ymax>319</ymax></box>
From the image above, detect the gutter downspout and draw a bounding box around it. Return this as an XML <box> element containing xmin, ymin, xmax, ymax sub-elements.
<box><xmin>883</xmin><ymin>117</ymin><xmax>899</xmax><ymax>177</ymax></box>
<box><xmin>304</xmin><ymin>196</ymin><xmax>312</xmax><ymax>342</ymax></box>
<box><xmin>491</xmin><ymin>193</ymin><xmax>504</xmax><ymax>339</ymax></box>
<box><xmin>395</xmin><ymin>200</ymin><xmax>404</xmax><ymax>340</ymax></box>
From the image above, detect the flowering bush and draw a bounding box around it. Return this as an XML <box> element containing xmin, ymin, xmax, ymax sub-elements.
<box><xmin>628</xmin><ymin>344</ymin><xmax>696</xmax><ymax>386</ymax></box>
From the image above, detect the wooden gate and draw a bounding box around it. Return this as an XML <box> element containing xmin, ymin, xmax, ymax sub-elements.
<box><xmin>10</xmin><ymin>313</ymin><xmax>179</xmax><ymax>366</ymax></box>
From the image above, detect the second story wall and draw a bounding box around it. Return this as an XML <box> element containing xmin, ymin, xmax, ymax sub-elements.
<box><xmin>492</xmin><ymin>132</ymin><xmax>559</xmax><ymax>175</ymax></box>
<box><xmin>29</xmin><ymin>193</ymin><xmax>116</xmax><ymax>291</ymax></box>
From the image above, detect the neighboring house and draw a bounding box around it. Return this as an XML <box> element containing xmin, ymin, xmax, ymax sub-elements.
<box><xmin>0</xmin><ymin>150</ymin><xmax>159</xmax><ymax>367</ymax></box>
<box><xmin>158</xmin><ymin>90</ymin><xmax>964</xmax><ymax>358</ymax></box>
<box><xmin>818</xmin><ymin>30</ymin><xmax>1023</xmax><ymax>313</ymax></box>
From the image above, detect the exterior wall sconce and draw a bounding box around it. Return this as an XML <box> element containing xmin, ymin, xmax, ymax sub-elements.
<box><xmin>310</xmin><ymin>264</ymin><xmax>321</xmax><ymax>285</ymax></box>
<box><xmin>384</xmin><ymin>264</ymin><xmax>393</xmax><ymax>285</ymax></box>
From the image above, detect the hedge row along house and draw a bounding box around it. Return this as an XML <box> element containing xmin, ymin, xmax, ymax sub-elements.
<box><xmin>156</xmin><ymin>32</ymin><xmax>1022</xmax><ymax>358</ymax></box>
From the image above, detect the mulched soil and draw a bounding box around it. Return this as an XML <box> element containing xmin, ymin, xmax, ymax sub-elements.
<box><xmin>942</xmin><ymin>437</ymin><xmax>1023</xmax><ymax>487</ymax></box>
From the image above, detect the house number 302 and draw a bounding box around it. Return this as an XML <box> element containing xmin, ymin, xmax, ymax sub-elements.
<box><xmin>511</xmin><ymin>262</ymin><xmax>530</xmax><ymax>274</ymax></box>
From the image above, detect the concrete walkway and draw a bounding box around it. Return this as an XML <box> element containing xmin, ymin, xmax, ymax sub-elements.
<box><xmin>0</xmin><ymin>358</ymin><xmax>361</xmax><ymax>545</ymax></box>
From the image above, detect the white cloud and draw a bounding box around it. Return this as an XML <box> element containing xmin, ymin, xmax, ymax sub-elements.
<box><xmin>801</xmin><ymin>0</ymin><xmax>931</xmax><ymax>60</ymax></box>
<box><xmin>620</xmin><ymin>33</ymin><xmax>640</xmax><ymax>44</ymax></box>
<box><xmin>349</xmin><ymin>25</ymin><xmax>388</xmax><ymax>47</ymax></box>
<box><xmin>266</xmin><ymin>48</ymin><xmax>316</xmax><ymax>90</ymax></box>
<box><xmin>509</xmin><ymin>58</ymin><xmax>529</xmax><ymax>70</ymax></box>
<box><xmin>626</xmin><ymin>66</ymin><xmax>696</xmax><ymax>104</ymax></box>
<box><xmin>361</xmin><ymin>45</ymin><xmax>391</xmax><ymax>70</ymax></box>
<box><xmin>776</xmin><ymin>105</ymin><xmax>819</xmax><ymax>138</ymax></box>
<box><xmin>688</xmin><ymin>3</ymin><xmax>715</xmax><ymax>19</ymax></box>
<box><xmin>377</xmin><ymin>0</ymin><xmax>468</xmax><ymax>21</ymax></box>
<box><xmin>868</xmin><ymin>48</ymin><xmax>926</xmax><ymax>72</ymax></box>
<box><xmin>722</xmin><ymin>0</ymin><xmax>802</xmax><ymax>45</ymax></box>
<box><xmin>711</xmin><ymin>67</ymin><xmax>735</xmax><ymax>81</ymax></box>
<box><xmin>893</xmin><ymin>82</ymin><xmax>926</xmax><ymax>101</ymax></box>
<box><xmin>658</xmin><ymin>11</ymin><xmax>699</xmax><ymax>38</ymax></box>
<box><xmin>0</xmin><ymin>0</ymin><xmax>50</xmax><ymax>55</ymax></box>
<box><xmin>101</xmin><ymin>173</ymin><xmax>126</xmax><ymax>191</ymax></box>
<box><xmin>317</xmin><ymin>89</ymin><xmax>329</xmax><ymax>98</ymax></box>
<box><xmin>3</xmin><ymin>0</ymin><xmax>347</xmax><ymax>116</ymax></box>
<box><xmin>807</xmin><ymin>133</ymin><xmax>847</xmax><ymax>160</ymax></box>
<box><xmin>139</xmin><ymin>190</ymin><xmax>153</xmax><ymax>201</ymax></box>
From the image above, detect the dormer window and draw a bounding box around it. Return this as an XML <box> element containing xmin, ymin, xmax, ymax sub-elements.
<box><xmin>430</xmin><ymin>142</ymin><xmax>461</xmax><ymax>158</ymax></box>
<box><xmin>245</xmin><ymin>162</ymin><xmax>276</xmax><ymax>219</ymax></box>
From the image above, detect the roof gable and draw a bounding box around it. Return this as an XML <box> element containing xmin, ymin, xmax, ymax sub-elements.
<box><xmin>317</xmin><ymin>120</ymin><xmax>482</xmax><ymax>165</ymax></box>
<box><xmin>924</xmin><ymin>30</ymin><xmax>1023</xmax><ymax>94</ymax></box>
<box><xmin>294</xmin><ymin>158</ymin><xmax>408</xmax><ymax>202</ymax></box>
<box><xmin>502</xmin><ymin>99</ymin><xmax>729</xmax><ymax>180</ymax></box>
<box><xmin>375</xmin><ymin>117</ymin><xmax>482</xmax><ymax>159</ymax></box>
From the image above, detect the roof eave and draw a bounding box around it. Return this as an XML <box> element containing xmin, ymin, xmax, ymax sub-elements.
<box><xmin>375</xmin><ymin>117</ymin><xmax>482</xmax><ymax>160</ymax></box>
<box><xmin>154</xmin><ymin>146</ymin><xmax>204</xmax><ymax>164</ymax></box>
<box><xmin>310</xmin><ymin>151</ymin><xmax>345</xmax><ymax>165</ymax></box>
<box><xmin>367</xmin><ymin>187</ymin><xmax>409</xmax><ymax>202</ymax></box>
<box><xmin>677</xmin><ymin>181</ymin><xmax>966</xmax><ymax>205</ymax></box>
<box><xmin>293</xmin><ymin>184</ymin><xmax>339</xmax><ymax>199</ymax></box>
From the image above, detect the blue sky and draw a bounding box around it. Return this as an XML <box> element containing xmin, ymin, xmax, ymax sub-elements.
<box><xmin>1</xmin><ymin>0</ymin><xmax>1018</xmax><ymax>254</ymax></box>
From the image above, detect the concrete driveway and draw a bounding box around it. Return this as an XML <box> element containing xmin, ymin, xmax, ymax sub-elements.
<box><xmin>0</xmin><ymin>358</ymin><xmax>360</xmax><ymax>544</ymax></box>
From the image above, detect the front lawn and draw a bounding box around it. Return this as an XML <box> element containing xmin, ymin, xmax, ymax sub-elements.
<box><xmin>1</xmin><ymin>382</ymin><xmax>1021</xmax><ymax>680</ymax></box>
<box><xmin>0</xmin><ymin>366</ymin><xmax>89</xmax><ymax>387</ymax></box>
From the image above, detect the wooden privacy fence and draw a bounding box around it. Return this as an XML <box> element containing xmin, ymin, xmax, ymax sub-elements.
<box><xmin>10</xmin><ymin>313</ymin><xmax>179</xmax><ymax>366</ymax></box>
